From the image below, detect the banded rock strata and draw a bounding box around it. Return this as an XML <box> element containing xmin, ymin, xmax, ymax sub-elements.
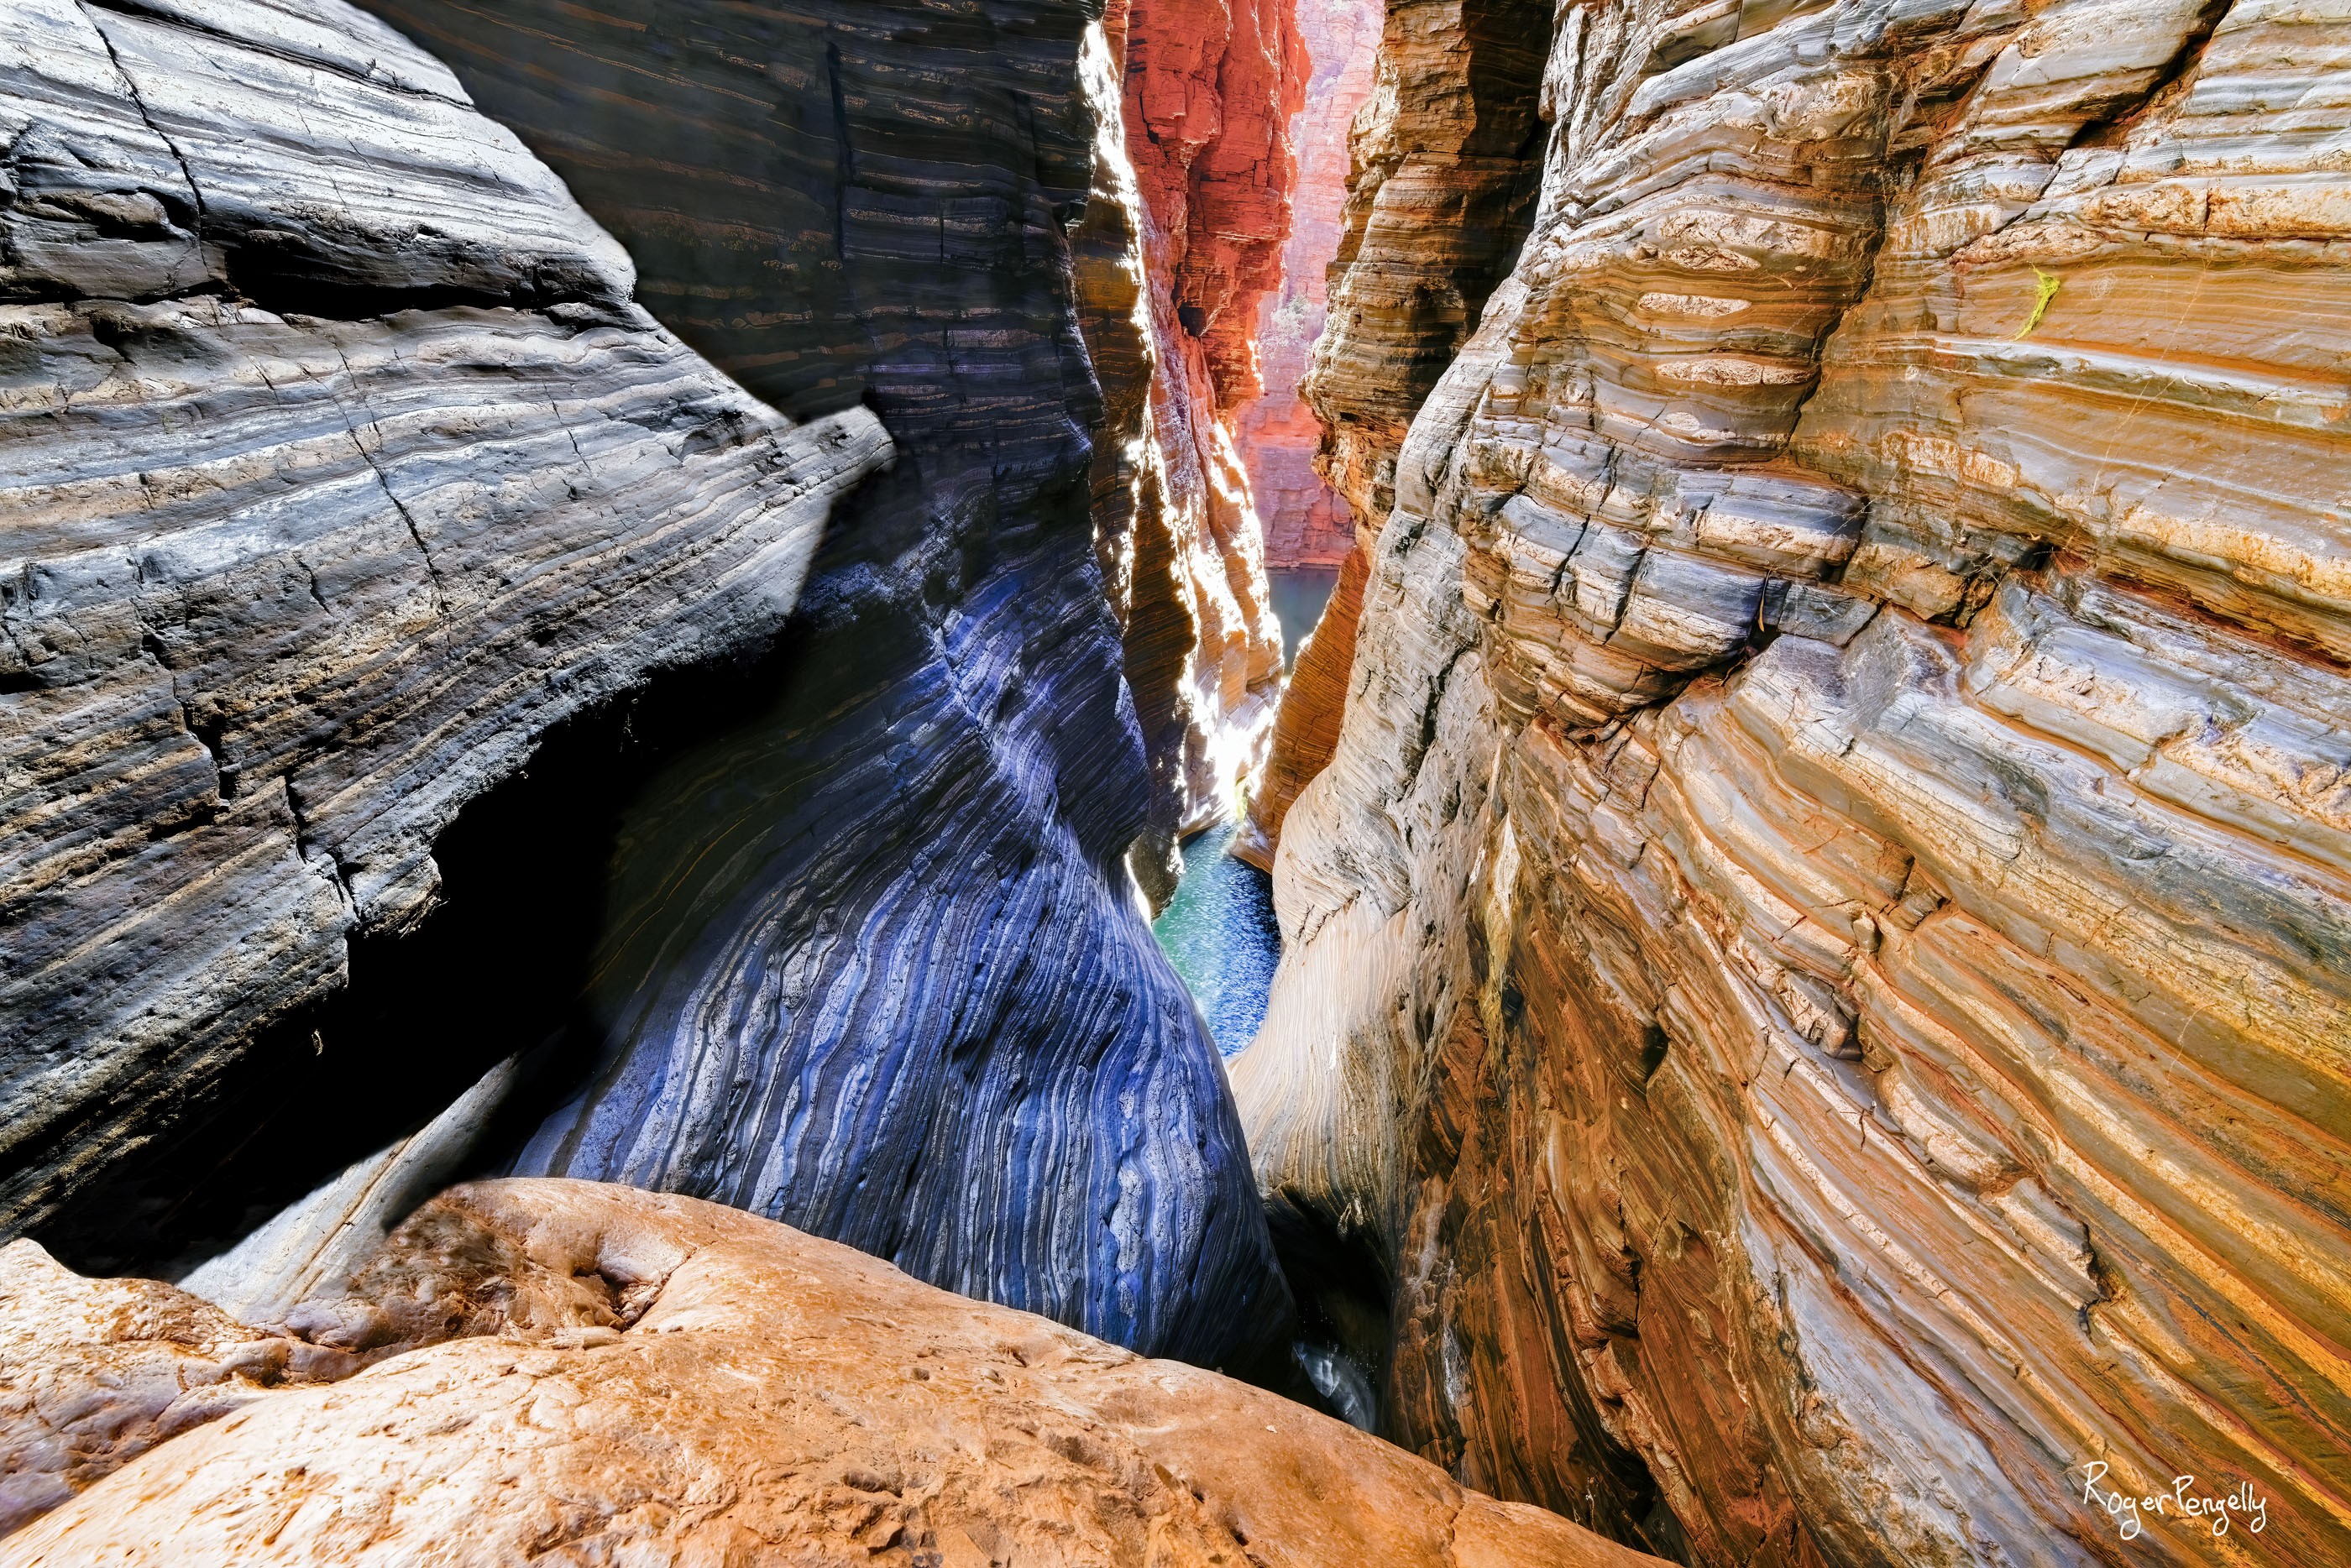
<box><xmin>1</xmin><ymin>1179</ymin><xmax>1665</xmax><ymax>1568</ymax></box>
<box><xmin>0</xmin><ymin>0</ymin><xmax>888</xmax><ymax>1239</ymax></box>
<box><xmin>1239</xmin><ymin>0</ymin><xmax>2351</xmax><ymax>1563</ymax></box>
<box><xmin>1076</xmin><ymin>0</ymin><xmax>1296</xmax><ymax>904</ymax></box>
<box><xmin>1233</xmin><ymin>0</ymin><xmax>1380</xmax><ymax>571</ymax></box>
<box><xmin>1238</xmin><ymin>0</ymin><xmax>1548</xmax><ymax>870</ymax></box>
<box><xmin>352</xmin><ymin>0</ymin><xmax>1290</xmax><ymax>1364</ymax></box>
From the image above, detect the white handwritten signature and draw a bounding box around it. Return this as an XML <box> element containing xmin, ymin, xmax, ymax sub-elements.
<box><xmin>2077</xmin><ymin>1462</ymin><xmax>2267</xmax><ymax>1539</ymax></box>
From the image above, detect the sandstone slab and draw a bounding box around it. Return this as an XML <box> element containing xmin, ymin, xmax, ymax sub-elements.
<box><xmin>2</xmin><ymin>1180</ymin><xmax>1664</xmax><ymax>1568</ymax></box>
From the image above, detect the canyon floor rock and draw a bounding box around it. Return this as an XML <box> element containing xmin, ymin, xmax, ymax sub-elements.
<box><xmin>0</xmin><ymin>1179</ymin><xmax>1662</xmax><ymax>1568</ymax></box>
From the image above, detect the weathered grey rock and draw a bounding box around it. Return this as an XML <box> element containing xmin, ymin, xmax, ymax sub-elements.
<box><xmin>0</xmin><ymin>0</ymin><xmax>889</xmax><ymax>1240</ymax></box>
<box><xmin>1241</xmin><ymin>0</ymin><xmax>2351</xmax><ymax>1562</ymax></box>
<box><xmin>350</xmin><ymin>0</ymin><xmax>1291</xmax><ymax>1366</ymax></box>
<box><xmin>175</xmin><ymin>1055</ymin><xmax>517</xmax><ymax>1324</ymax></box>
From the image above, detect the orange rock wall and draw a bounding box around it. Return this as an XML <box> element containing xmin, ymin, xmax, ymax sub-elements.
<box><xmin>1233</xmin><ymin>0</ymin><xmax>1379</xmax><ymax>568</ymax></box>
<box><xmin>1239</xmin><ymin>1</ymin><xmax>2351</xmax><ymax>1564</ymax></box>
<box><xmin>1078</xmin><ymin>0</ymin><xmax>1305</xmax><ymax>901</ymax></box>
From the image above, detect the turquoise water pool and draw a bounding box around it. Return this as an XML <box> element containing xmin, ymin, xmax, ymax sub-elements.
<box><xmin>1150</xmin><ymin>820</ymin><xmax>1280</xmax><ymax>1056</ymax></box>
<box><xmin>1149</xmin><ymin>569</ymin><xmax>1340</xmax><ymax>1054</ymax></box>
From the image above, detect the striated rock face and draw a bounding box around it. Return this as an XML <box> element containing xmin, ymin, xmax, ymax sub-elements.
<box><xmin>1076</xmin><ymin>0</ymin><xmax>1296</xmax><ymax>902</ymax></box>
<box><xmin>1233</xmin><ymin>544</ymin><xmax>1369</xmax><ymax>870</ymax></box>
<box><xmin>350</xmin><ymin>0</ymin><xmax>1289</xmax><ymax>1366</ymax></box>
<box><xmin>0</xmin><ymin>0</ymin><xmax>888</xmax><ymax>1241</ymax></box>
<box><xmin>1238</xmin><ymin>0</ymin><xmax>1547</xmax><ymax>872</ymax></box>
<box><xmin>1241</xmin><ymin>0</ymin><xmax>2351</xmax><ymax>1563</ymax></box>
<box><xmin>1301</xmin><ymin>0</ymin><xmax>1551</xmax><ymax>525</ymax></box>
<box><xmin>0</xmin><ymin>1179</ymin><xmax>1666</xmax><ymax>1568</ymax></box>
<box><xmin>1233</xmin><ymin>0</ymin><xmax>1379</xmax><ymax>569</ymax></box>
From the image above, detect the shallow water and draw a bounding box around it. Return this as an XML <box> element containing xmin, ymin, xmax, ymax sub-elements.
<box><xmin>1150</xmin><ymin>820</ymin><xmax>1280</xmax><ymax>1056</ymax></box>
<box><xmin>1149</xmin><ymin>570</ymin><xmax>1338</xmax><ymax>1054</ymax></box>
<box><xmin>1268</xmin><ymin>566</ymin><xmax>1340</xmax><ymax>668</ymax></box>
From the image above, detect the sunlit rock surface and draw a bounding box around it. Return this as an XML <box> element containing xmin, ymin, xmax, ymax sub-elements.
<box><xmin>0</xmin><ymin>1236</ymin><xmax>359</xmax><ymax>1535</ymax></box>
<box><xmin>1</xmin><ymin>1180</ymin><xmax>1666</xmax><ymax>1568</ymax></box>
<box><xmin>1238</xmin><ymin>0</ymin><xmax>1546</xmax><ymax>872</ymax></box>
<box><xmin>1234</xmin><ymin>0</ymin><xmax>1379</xmax><ymax>571</ymax></box>
<box><xmin>0</xmin><ymin>0</ymin><xmax>888</xmax><ymax>1241</ymax></box>
<box><xmin>355</xmin><ymin>0</ymin><xmax>1288</xmax><ymax>1366</ymax></box>
<box><xmin>1075</xmin><ymin>0</ymin><xmax>1296</xmax><ymax>904</ymax></box>
<box><xmin>1239</xmin><ymin>0</ymin><xmax>2351</xmax><ymax>1562</ymax></box>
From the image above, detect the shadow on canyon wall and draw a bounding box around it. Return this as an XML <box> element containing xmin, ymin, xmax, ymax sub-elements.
<box><xmin>26</xmin><ymin>614</ymin><xmax>814</xmax><ymax>1278</ymax></box>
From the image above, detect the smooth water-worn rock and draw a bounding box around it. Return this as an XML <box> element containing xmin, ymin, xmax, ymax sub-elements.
<box><xmin>1241</xmin><ymin>0</ymin><xmax>2351</xmax><ymax>1563</ymax></box>
<box><xmin>353</xmin><ymin>0</ymin><xmax>1289</xmax><ymax>1366</ymax></box>
<box><xmin>1238</xmin><ymin>0</ymin><xmax>1547</xmax><ymax>873</ymax></box>
<box><xmin>1234</xmin><ymin>0</ymin><xmax>1378</xmax><ymax>570</ymax></box>
<box><xmin>0</xmin><ymin>1179</ymin><xmax>1665</xmax><ymax>1568</ymax></box>
<box><xmin>1075</xmin><ymin>0</ymin><xmax>1295</xmax><ymax>904</ymax></box>
<box><xmin>0</xmin><ymin>1236</ymin><xmax>358</xmax><ymax>1536</ymax></box>
<box><xmin>0</xmin><ymin>0</ymin><xmax>888</xmax><ymax>1241</ymax></box>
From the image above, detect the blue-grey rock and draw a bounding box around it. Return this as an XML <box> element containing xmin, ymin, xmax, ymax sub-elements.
<box><xmin>0</xmin><ymin>0</ymin><xmax>888</xmax><ymax>1241</ymax></box>
<box><xmin>352</xmin><ymin>0</ymin><xmax>1289</xmax><ymax>1366</ymax></box>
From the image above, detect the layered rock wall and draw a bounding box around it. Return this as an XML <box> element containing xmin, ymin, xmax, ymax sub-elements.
<box><xmin>354</xmin><ymin>0</ymin><xmax>1291</xmax><ymax>1367</ymax></box>
<box><xmin>1240</xmin><ymin>0</ymin><xmax>2351</xmax><ymax>1562</ymax></box>
<box><xmin>1238</xmin><ymin>0</ymin><xmax>1550</xmax><ymax>870</ymax></box>
<box><xmin>1</xmin><ymin>0</ymin><xmax>1291</xmax><ymax>1370</ymax></box>
<box><xmin>1076</xmin><ymin>0</ymin><xmax>1297</xmax><ymax>902</ymax></box>
<box><xmin>1233</xmin><ymin>0</ymin><xmax>1380</xmax><ymax>569</ymax></box>
<box><xmin>0</xmin><ymin>0</ymin><xmax>887</xmax><ymax>1240</ymax></box>
<box><xmin>1302</xmin><ymin>0</ymin><xmax>1552</xmax><ymax>525</ymax></box>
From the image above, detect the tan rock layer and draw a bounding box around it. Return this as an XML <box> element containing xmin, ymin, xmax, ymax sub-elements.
<box><xmin>1</xmin><ymin>1180</ymin><xmax>1666</xmax><ymax>1568</ymax></box>
<box><xmin>1243</xmin><ymin>0</ymin><xmax>2351</xmax><ymax>1563</ymax></box>
<box><xmin>1301</xmin><ymin>0</ymin><xmax>1552</xmax><ymax>523</ymax></box>
<box><xmin>1242</xmin><ymin>0</ymin><xmax>1548</xmax><ymax>875</ymax></box>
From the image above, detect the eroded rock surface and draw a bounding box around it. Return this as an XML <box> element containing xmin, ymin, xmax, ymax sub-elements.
<box><xmin>1238</xmin><ymin>0</ymin><xmax>1547</xmax><ymax>872</ymax></box>
<box><xmin>352</xmin><ymin>0</ymin><xmax>1290</xmax><ymax>1365</ymax></box>
<box><xmin>1234</xmin><ymin>0</ymin><xmax>1379</xmax><ymax>570</ymax></box>
<box><xmin>0</xmin><ymin>0</ymin><xmax>888</xmax><ymax>1240</ymax></box>
<box><xmin>1240</xmin><ymin>0</ymin><xmax>2351</xmax><ymax>1563</ymax></box>
<box><xmin>0</xmin><ymin>1238</ymin><xmax>347</xmax><ymax>1534</ymax></box>
<box><xmin>1</xmin><ymin>1179</ymin><xmax>1664</xmax><ymax>1567</ymax></box>
<box><xmin>1076</xmin><ymin>0</ymin><xmax>1296</xmax><ymax>902</ymax></box>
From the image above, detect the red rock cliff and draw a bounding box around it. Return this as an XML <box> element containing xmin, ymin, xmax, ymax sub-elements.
<box><xmin>1233</xmin><ymin>0</ymin><xmax>1378</xmax><ymax>568</ymax></box>
<box><xmin>1076</xmin><ymin>0</ymin><xmax>1306</xmax><ymax>902</ymax></box>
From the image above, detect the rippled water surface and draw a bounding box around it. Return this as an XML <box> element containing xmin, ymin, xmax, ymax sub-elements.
<box><xmin>1150</xmin><ymin>569</ymin><xmax>1339</xmax><ymax>1053</ymax></box>
<box><xmin>1150</xmin><ymin>821</ymin><xmax>1280</xmax><ymax>1056</ymax></box>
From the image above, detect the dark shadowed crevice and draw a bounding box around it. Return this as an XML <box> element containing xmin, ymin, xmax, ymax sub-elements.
<box><xmin>27</xmin><ymin>624</ymin><xmax>825</xmax><ymax>1278</ymax></box>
